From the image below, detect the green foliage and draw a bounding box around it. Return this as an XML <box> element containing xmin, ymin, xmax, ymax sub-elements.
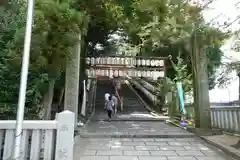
<box><xmin>132</xmin><ymin>0</ymin><xmax>198</xmax><ymax>46</ymax></box>
<box><xmin>171</xmin><ymin>56</ymin><xmax>192</xmax><ymax>92</ymax></box>
<box><xmin>123</xmin><ymin>0</ymin><xmax>229</xmax><ymax>89</ymax></box>
<box><xmin>73</xmin><ymin>0</ymin><xmax>125</xmax><ymax>55</ymax></box>
<box><xmin>0</xmin><ymin>0</ymin><xmax>26</xmax><ymax>103</ymax></box>
<box><xmin>155</xmin><ymin>56</ymin><xmax>192</xmax><ymax>116</ymax></box>
<box><xmin>0</xmin><ymin>0</ymin><xmax>89</xmax><ymax>119</ymax></box>
<box><xmin>0</xmin><ymin>0</ymin><xmax>231</xmax><ymax>120</ymax></box>
<box><xmin>156</xmin><ymin>56</ymin><xmax>192</xmax><ymax>95</ymax></box>
<box><xmin>0</xmin><ymin>0</ymin><xmax>45</xmax><ymax>119</ymax></box>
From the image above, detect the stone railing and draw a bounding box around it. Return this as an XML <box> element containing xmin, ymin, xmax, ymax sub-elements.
<box><xmin>131</xmin><ymin>79</ymin><xmax>240</xmax><ymax>132</ymax></box>
<box><xmin>211</xmin><ymin>106</ymin><xmax>240</xmax><ymax>132</ymax></box>
<box><xmin>137</xmin><ymin>78</ymin><xmax>155</xmax><ymax>93</ymax></box>
<box><xmin>0</xmin><ymin>110</ymin><xmax>74</xmax><ymax>160</ymax></box>
<box><xmin>130</xmin><ymin>79</ymin><xmax>159</xmax><ymax>105</ymax></box>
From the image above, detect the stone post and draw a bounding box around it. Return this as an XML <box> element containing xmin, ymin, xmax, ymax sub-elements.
<box><xmin>55</xmin><ymin>110</ymin><xmax>75</xmax><ymax>160</ymax></box>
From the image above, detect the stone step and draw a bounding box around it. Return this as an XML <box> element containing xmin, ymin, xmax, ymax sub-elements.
<box><xmin>79</xmin><ymin>132</ymin><xmax>197</xmax><ymax>138</ymax></box>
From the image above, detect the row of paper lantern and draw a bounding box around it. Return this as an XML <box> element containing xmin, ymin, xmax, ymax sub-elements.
<box><xmin>86</xmin><ymin>69</ymin><xmax>164</xmax><ymax>78</ymax></box>
<box><xmin>86</xmin><ymin>57</ymin><xmax>164</xmax><ymax>67</ymax></box>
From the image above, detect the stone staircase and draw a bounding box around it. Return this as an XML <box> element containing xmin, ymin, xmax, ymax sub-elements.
<box><xmin>77</xmin><ymin>79</ymin><xmax>196</xmax><ymax>138</ymax></box>
<box><xmin>94</xmin><ymin>79</ymin><xmax>114</xmax><ymax>113</ymax></box>
<box><xmin>91</xmin><ymin>79</ymin><xmax>165</xmax><ymax>121</ymax></box>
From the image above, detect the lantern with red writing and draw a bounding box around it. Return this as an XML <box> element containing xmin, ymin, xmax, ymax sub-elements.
<box><xmin>96</xmin><ymin>75</ymin><xmax>105</xmax><ymax>79</ymax></box>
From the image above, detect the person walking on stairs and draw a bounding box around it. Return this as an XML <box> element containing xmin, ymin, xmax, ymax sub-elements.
<box><xmin>106</xmin><ymin>95</ymin><xmax>114</xmax><ymax>121</ymax></box>
<box><xmin>112</xmin><ymin>94</ymin><xmax>118</xmax><ymax>114</ymax></box>
<box><xmin>104</xmin><ymin>92</ymin><xmax>110</xmax><ymax>109</ymax></box>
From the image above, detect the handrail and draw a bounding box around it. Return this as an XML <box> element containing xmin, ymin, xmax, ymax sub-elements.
<box><xmin>137</xmin><ymin>78</ymin><xmax>155</xmax><ymax>94</ymax></box>
<box><xmin>81</xmin><ymin>80</ymin><xmax>87</xmax><ymax>116</ymax></box>
<box><xmin>87</xmin><ymin>79</ymin><xmax>91</xmax><ymax>91</ymax></box>
<box><xmin>112</xmin><ymin>79</ymin><xmax>122</xmax><ymax>111</ymax></box>
<box><xmin>130</xmin><ymin>80</ymin><xmax>159</xmax><ymax>105</ymax></box>
<box><xmin>125</xmin><ymin>79</ymin><xmax>155</xmax><ymax>112</ymax></box>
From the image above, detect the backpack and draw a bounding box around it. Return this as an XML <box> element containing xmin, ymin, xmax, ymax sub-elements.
<box><xmin>106</xmin><ymin>100</ymin><xmax>114</xmax><ymax>111</ymax></box>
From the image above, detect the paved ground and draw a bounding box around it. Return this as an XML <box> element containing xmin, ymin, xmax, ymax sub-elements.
<box><xmin>74</xmin><ymin>80</ymin><xmax>235</xmax><ymax>160</ymax></box>
<box><xmin>74</xmin><ymin>137</ymin><xmax>233</xmax><ymax>160</ymax></box>
<box><xmin>79</xmin><ymin>121</ymin><xmax>195</xmax><ymax>138</ymax></box>
<box><xmin>202</xmin><ymin>134</ymin><xmax>240</xmax><ymax>158</ymax></box>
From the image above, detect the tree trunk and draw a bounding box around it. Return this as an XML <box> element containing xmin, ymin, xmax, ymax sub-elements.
<box><xmin>43</xmin><ymin>79</ymin><xmax>56</xmax><ymax>120</ymax></box>
<box><xmin>191</xmin><ymin>33</ymin><xmax>200</xmax><ymax>127</ymax></box>
<box><xmin>64</xmin><ymin>34</ymin><xmax>81</xmax><ymax>126</ymax></box>
<box><xmin>192</xmin><ymin>32</ymin><xmax>211</xmax><ymax>129</ymax></box>
<box><xmin>56</xmin><ymin>87</ymin><xmax>65</xmax><ymax>112</ymax></box>
<box><xmin>58</xmin><ymin>87</ymin><xmax>64</xmax><ymax>106</ymax></box>
<box><xmin>198</xmin><ymin>47</ymin><xmax>211</xmax><ymax>128</ymax></box>
<box><xmin>169</xmin><ymin>92</ymin><xmax>178</xmax><ymax>118</ymax></box>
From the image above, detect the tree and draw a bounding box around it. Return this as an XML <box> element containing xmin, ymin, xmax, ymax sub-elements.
<box><xmin>155</xmin><ymin>55</ymin><xmax>192</xmax><ymax>115</ymax></box>
<box><xmin>0</xmin><ymin>0</ymin><xmax>89</xmax><ymax>120</ymax></box>
<box><xmin>0</xmin><ymin>0</ymin><xmax>129</xmax><ymax>120</ymax></box>
<box><xmin>0</xmin><ymin>0</ymin><xmax>230</xmax><ymax>124</ymax></box>
<box><xmin>0</xmin><ymin>0</ymin><xmax>46</xmax><ymax>119</ymax></box>
<box><xmin>118</xmin><ymin>0</ymin><xmax>228</xmax><ymax>89</ymax></box>
<box><xmin>74</xmin><ymin>0</ymin><xmax>125</xmax><ymax>56</ymax></box>
<box><xmin>113</xmin><ymin>0</ymin><xmax>229</xmax><ymax>128</ymax></box>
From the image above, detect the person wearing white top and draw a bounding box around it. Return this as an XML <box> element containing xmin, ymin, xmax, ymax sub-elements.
<box><xmin>104</xmin><ymin>93</ymin><xmax>110</xmax><ymax>109</ymax></box>
<box><xmin>106</xmin><ymin>96</ymin><xmax>114</xmax><ymax>121</ymax></box>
